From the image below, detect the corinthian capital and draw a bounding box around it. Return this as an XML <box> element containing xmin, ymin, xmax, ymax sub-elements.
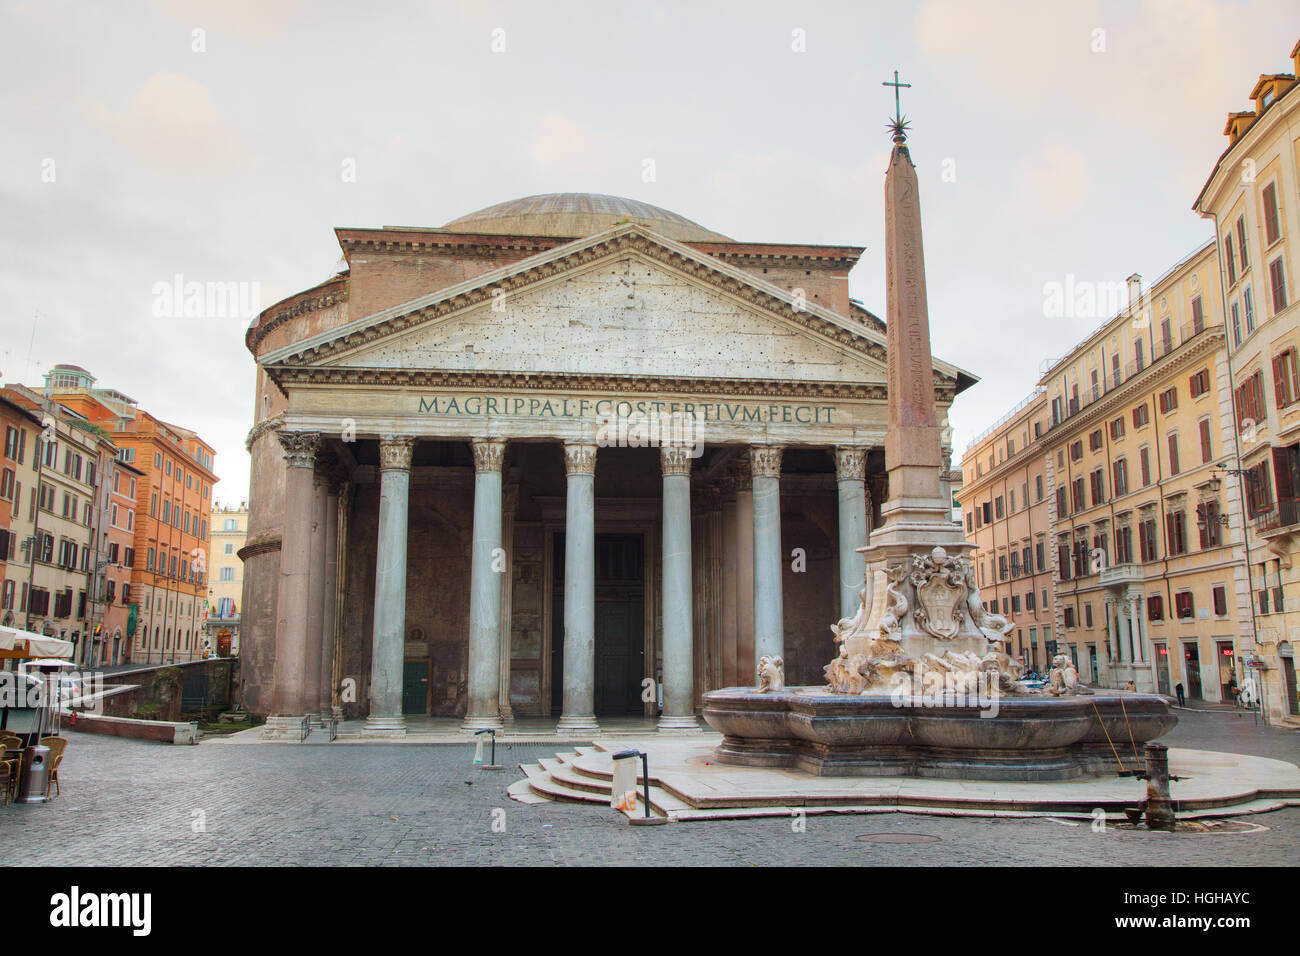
<box><xmin>377</xmin><ymin>435</ymin><xmax>415</xmax><ymax>471</ymax></box>
<box><xmin>563</xmin><ymin>441</ymin><xmax>597</xmax><ymax>476</ymax></box>
<box><xmin>277</xmin><ymin>430</ymin><xmax>321</xmax><ymax>468</ymax></box>
<box><xmin>749</xmin><ymin>444</ymin><xmax>784</xmax><ymax>479</ymax></box>
<box><xmin>471</xmin><ymin>438</ymin><xmax>506</xmax><ymax>474</ymax></box>
<box><xmin>660</xmin><ymin>444</ymin><xmax>693</xmax><ymax>477</ymax></box>
<box><xmin>835</xmin><ymin>446</ymin><xmax>868</xmax><ymax>481</ymax></box>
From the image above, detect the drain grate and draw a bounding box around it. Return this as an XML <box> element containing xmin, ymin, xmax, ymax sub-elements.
<box><xmin>855</xmin><ymin>833</ymin><xmax>942</xmax><ymax>844</ymax></box>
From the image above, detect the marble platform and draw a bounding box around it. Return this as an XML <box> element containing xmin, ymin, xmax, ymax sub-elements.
<box><xmin>511</xmin><ymin>736</ymin><xmax>1300</xmax><ymax>822</ymax></box>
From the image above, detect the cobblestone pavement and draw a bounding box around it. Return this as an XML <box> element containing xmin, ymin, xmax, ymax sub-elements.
<box><xmin>2</xmin><ymin>709</ymin><xmax>1296</xmax><ymax>866</ymax></box>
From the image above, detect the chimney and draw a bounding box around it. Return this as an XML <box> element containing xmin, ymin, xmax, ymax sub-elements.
<box><xmin>1126</xmin><ymin>274</ymin><xmax>1142</xmax><ymax>311</ymax></box>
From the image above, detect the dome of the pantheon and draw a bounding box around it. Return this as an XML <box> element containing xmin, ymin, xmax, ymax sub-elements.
<box><xmin>442</xmin><ymin>192</ymin><xmax>733</xmax><ymax>242</ymax></box>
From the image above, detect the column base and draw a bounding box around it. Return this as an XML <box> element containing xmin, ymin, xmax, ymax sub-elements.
<box><xmin>260</xmin><ymin>715</ymin><xmax>308</xmax><ymax>740</ymax></box>
<box><xmin>362</xmin><ymin>715</ymin><xmax>408</xmax><ymax>737</ymax></box>
<box><xmin>461</xmin><ymin>713</ymin><xmax>505</xmax><ymax>733</ymax></box>
<box><xmin>556</xmin><ymin>714</ymin><xmax>600</xmax><ymax>736</ymax></box>
<box><xmin>656</xmin><ymin>715</ymin><xmax>702</xmax><ymax>733</ymax></box>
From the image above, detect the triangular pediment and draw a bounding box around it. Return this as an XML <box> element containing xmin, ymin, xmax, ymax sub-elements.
<box><xmin>261</xmin><ymin>223</ymin><xmax>964</xmax><ymax>392</ymax></box>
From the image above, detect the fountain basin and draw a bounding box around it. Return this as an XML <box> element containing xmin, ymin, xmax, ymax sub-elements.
<box><xmin>703</xmin><ymin>687</ymin><xmax>1177</xmax><ymax>781</ymax></box>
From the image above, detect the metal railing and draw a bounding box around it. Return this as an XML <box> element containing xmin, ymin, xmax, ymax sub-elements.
<box><xmin>1251</xmin><ymin>498</ymin><xmax>1299</xmax><ymax>534</ymax></box>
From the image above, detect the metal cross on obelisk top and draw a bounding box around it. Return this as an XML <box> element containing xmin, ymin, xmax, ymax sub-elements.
<box><xmin>882</xmin><ymin>69</ymin><xmax>912</xmax><ymax>143</ymax></box>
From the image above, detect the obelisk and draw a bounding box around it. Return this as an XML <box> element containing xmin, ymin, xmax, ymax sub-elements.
<box><xmin>853</xmin><ymin>81</ymin><xmax>982</xmax><ymax>662</ymax></box>
<box><xmin>868</xmin><ymin>107</ymin><xmax>960</xmax><ymax>545</ymax></box>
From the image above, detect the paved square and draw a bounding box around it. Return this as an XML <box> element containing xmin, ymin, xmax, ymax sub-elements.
<box><xmin>2</xmin><ymin>708</ymin><xmax>1296</xmax><ymax>866</ymax></box>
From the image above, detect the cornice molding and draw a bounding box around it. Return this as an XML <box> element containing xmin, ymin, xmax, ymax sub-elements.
<box><xmin>267</xmin><ymin>364</ymin><xmax>913</xmax><ymax>402</ymax></box>
<box><xmin>1043</xmin><ymin>328</ymin><xmax>1225</xmax><ymax>446</ymax></box>
<box><xmin>246</xmin><ymin>280</ymin><xmax>349</xmax><ymax>354</ymax></box>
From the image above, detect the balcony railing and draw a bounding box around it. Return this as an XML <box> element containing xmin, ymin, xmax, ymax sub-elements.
<box><xmin>1252</xmin><ymin>497</ymin><xmax>1299</xmax><ymax>535</ymax></box>
<box><xmin>1099</xmin><ymin>563</ymin><xmax>1145</xmax><ymax>586</ymax></box>
<box><xmin>1048</xmin><ymin>321</ymin><xmax>1214</xmax><ymax>431</ymax></box>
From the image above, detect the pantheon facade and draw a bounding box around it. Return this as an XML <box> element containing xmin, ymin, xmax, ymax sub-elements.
<box><xmin>240</xmin><ymin>193</ymin><xmax>974</xmax><ymax>735</ymax></box>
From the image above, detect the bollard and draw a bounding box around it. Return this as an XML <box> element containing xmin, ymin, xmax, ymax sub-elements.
<box><xmin>475</xmin><ymin>728</ymin><xmax>503</xmax><ymax>770</ymax></box>
<box><xmin>612</xmin><ymin>749</ymin><xmax>668</xmax><ymax>826</ymax></box>
<box><xmin>1143</xmin><ymin>742</ymin><xmax>1176</xmax><ymax>831</ymax></box>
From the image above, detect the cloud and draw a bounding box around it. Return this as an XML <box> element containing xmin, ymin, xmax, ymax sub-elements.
<box><xmin>88</xmin><ymin>72</ymin><xmax>247</xmax><ymax>178</ymax></box>
<box><xmin>529</xmin><ymin>114</ymin><xmax>621</xmax><ymax>176</ymax></box>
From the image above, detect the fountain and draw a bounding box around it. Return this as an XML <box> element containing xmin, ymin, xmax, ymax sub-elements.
<box><xmin>702</xmin><ymin>86</ymin><xmax>1175</xmax><ymax>782</ymax></box>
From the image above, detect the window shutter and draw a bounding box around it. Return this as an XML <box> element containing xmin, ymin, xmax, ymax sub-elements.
<box><xmin>1263</xmin><ymin>182</ymin><xmax>1279</xmax><ymax>244</ymax></box>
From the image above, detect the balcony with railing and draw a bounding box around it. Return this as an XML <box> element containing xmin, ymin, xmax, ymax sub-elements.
<box><xmin>1100</xmin><ymin>563</ymin><xmax>1145</xmax><ymax>587</ymax></box>
<box><xmin>1252</xmin><ymin>497</ymin><xmax>1299</xmax><ymax>537</ymax></box>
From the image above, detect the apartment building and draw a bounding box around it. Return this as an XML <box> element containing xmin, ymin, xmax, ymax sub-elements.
<box><xmin>1039</xmin><ymin>242</ymin><xmax>1246</xmax><ymax>700</ymax></box>
<box><xmin>205</xmin><ymin>500</ymin><xmax>247</xmax><ymax>657</ymax></box>
<box><xmin>1194</xmin><ymin>41</ymin><xmax>1300</xmax><ymax>724</ymax></box>
<box><xmin>956</xmin><ymin>389</ymin><xmax>1057</xmax><ymax>674</ymax></box>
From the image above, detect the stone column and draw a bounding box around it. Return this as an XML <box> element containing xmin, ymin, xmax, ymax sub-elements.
<box><xmin>319</xmin><ymin>475</ymin><xmax>341</xmax><ymax>721</ymax></box>
<box><xmin>557</xmin><ymin>441</ymin><xmax>599</xmax><ymax>735</ymax></box>
<box><xmin>1132</xmin><ymin>594</ymin><xmax>1147</xmax><ymax>663</ymax></box>
<box><xmin>304</xmin><ymin>471</ymin><xmax>328</xmax><ymax>725</ymax></box>
<box><xmin>659</xmin><ymin>445</ymin><xmax>698</xmax><ymax>732</ymax></box>
<box><xmin>365</xmin><ymin>436</ymin><xmax>414</xmax><ymax>737</ymax></box>
<box><xmin>1128</xmin><ymin>594</ymin><xmax>1142</xmax><ymax>663</ymax></box>
<box><xmin>464</xmin><ymin>438</ymin><xmax>506</xmax><ymax>731</ymax></box>
<box><xmin>735</xmin><ymin>468</ymin><xmax>755</xmax><ymax>682</ymax></box>
<box><xmin>1107</xmin><ymin>601</ymin><xmax>1120</xmax><ymax>663</ymax></box>
<box><xmin>719</xmin><ymin>486</ymin><xmax>739</xmax><ymax>686</ymax></box>
<box><xmin>498</xmin><ymin>483</ymin><xmax>519</xmax><ymax>725</ymax></box>
<box><xmin>264</xmin><ymin>431</ymin><xmax>320</xmax><ymax>738</ymax></box>
<box><xmin>751</xmin><ymin>445</ymin><xmax>784</xmax><ymax>666</ymax></box>
<box><xmin>834</xmin><ymin>446</ymin><xmax>869</xmax><ymax>621</ymax></box>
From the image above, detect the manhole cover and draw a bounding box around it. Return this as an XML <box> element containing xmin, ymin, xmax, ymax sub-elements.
<box><xmin>855</xmin><ymin>833</ymin><xmax>942</xmax><ymax>844</ymax></box>
<box><xmin>1113</xmin><ymin>819</ymin><xmax>1268</xmax><ymax>834</ymax></box>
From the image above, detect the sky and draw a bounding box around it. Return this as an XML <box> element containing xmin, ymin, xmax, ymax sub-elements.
<box><xmin>2</xmin><ymin>0</ymin><xmax>1297</xmax><ymax>503</ymax></box>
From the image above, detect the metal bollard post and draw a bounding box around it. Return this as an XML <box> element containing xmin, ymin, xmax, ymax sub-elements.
<box><xmin>475</xmin><ymin>728</ymin><xmax>503</xmax><ymax>770</ymax></box>
<box><xmin>1143</xmin><ymin>742</ymin><xmax>1176</xmax><ymax>831</ymax></box>
<box><xmin>612</xmin><ymin>749</ymin><xmax>667</xmax><ymax>826</ymax></box>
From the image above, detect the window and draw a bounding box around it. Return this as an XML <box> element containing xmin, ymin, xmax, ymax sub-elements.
<box><xmin>1110</xmin><ymin>417</ymin><xmax>1125</xmax><ymax>441</ymax></box>
<box><xmin>995</xmin><ymin>496</ymin><xmax>1004</xmax><ymax>519</ymax></box>
<box><xmin>1035</xmin><ymin>540</ymin><xmax>1046</xmax><ymax>572</ymax></box>
<box><xmin>1139</xmin><ymin>446</ymin><xmax>1151</xmax><ymax>486</ymax></box>
<box><xmin>1070</xmin><ymin>441</ymin><xmax>1083</xmax><ymax>462</ymax></box>
<box><xmin>1262</xmin><ymin>181</ymin><xmax>1280</xmax><ymax>245</ymax></box>
<box><xmin>1213</xmin><ymin>585</ymin><xmax>1227</xmax><ymax>617</ymax></box>
<box><xmin>1269</xmin><ymin>257</ymin><xmax>1288</xmax><ymax>314</ymax></box>
<box><xmin>1174</xmin><ymin>591</ymin><xmax>1194</xmax><ymax>620</ymax></box>
<box><xmin>1166</xmin><ymin>509</ymin><xmax>1187</xmax><ymax>556</ymax></box>
<box><xmin>1026</xmin><ymin>591</ymin><xmax>1036</xmax><ymax>611</ymax></box>
<box><xmin>1112</xmin><ymin>458</ymin><xmax>1129</xmax><ymax>497</ymax></box>
<box><xmin>1244</xmin><ymin>460</ymin><xmax>1274</xmax><ymax>517</ymax></box>
<box><xmin>1084</xmin><ymin>603</ymin><xmax>1093</xmax><ymax>628</ymax></box>
<box><xmin>1189</xmin><ymin>368</ymin><xmax>1210</xmax><ymax>398</ymax></box>
<box><xmin>219</xmin><ymin>566</ymin><xmax>235</xmax><ymax>582</ymax></box>
<box><xmin>1243</xmin><ymin>285</ymin><xmax>1255</xmax><ymax>333</ymax></box>
<box><xmin>1058</xmin><ymin>542</ymin><xmax>1072</xmax><ymax>581</ymax></box>
<box><xmin>1198</xmin><ymin>419</ymin><xmax>1212</xmax><ymax>464</ymax></box>
<box><xmin>1225</xmin><ymin>235</ymin><xmax>1237</xmax><ymax>285</ymax></box>
<box><xmin>1147</xmin><ymin>595</ymin><xmax>1164</xmax><ymax>620</ymax></box>
<box><xmin>223</xmin><ymin>542</ymin><xmax>234</xmax><ymax>555</ymax></box>
<box><xmin>1071</xmin><ymin>477</ymin><xmax>1085</xmax><ymax>513</ymax></box>
<box><xmin>1139</xmin><ymin>517</ymin><xmax>1158</xmax><ymax>562</ymax></box>
<box><xmin>1158</xmin><ymin>387</ymin><xmax>1178</xmax><ymax>414</ymax></box>
<box><xmin>1191</xmin><ymin>295</ymin><xmax>1206</xmax><ymax>334</ymax></box>
<box><xmin>1274</xmin><ymin>348</ymin><xmax>1300</xmax><ymax>409</ymax></box>
<box><xmin>1035</xmin><ymin>475</ymin><xmax>1043</xmax><ymax>501</ymax></box>
<box><xmin>1115</xmin><ymin>525</ymin><xmax>1133</xmax><ymax>564</ymax></box>
<box><xmin>1135</xmin><ymin>338</ymin><xmax>1145</xmax><ymax>371</ymax></box>
<box><xmin>1089</xmin><ymin>429</ymin><xmax>1103</xmax><ymax>452</ymax></box>
<box><xmin>1132</xmin><ymin>403</ymin><xmax>1149</xmax><ymax>428</ymax></box>
<box><xmin>1234</xmin><ymin>370</ymin><xmax>1267</xmax><ymax>431</ymax></box>
<box><xmin>1168</xmin><ymin>433</ymin><xmax>1180</xmax><ymax>476</ymax></box>
<box><xmin>1063</xmin><ymin>606</ymin><xmax>1076</xmax><ymax>628</ymax></box>
<box><xmin>1197</xmin><ymin>501</ymin><xmax>1221</xmax><ymax>548</ymax></box>
<box><xmin>1056</xmin><ymin>487</ymin><xmax>1067</xmax><ymax>519</ymax></box>
<box><xmin>1090</xmin><ymin>468</ymin><xmax>1105</xmax><ymax>507</ymax></box>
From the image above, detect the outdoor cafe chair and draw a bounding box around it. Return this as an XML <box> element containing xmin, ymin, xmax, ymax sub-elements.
<box><xmin>39</xmin><ymin>736</ymin><xmax>67</xmax><ymax>798</ymax></box>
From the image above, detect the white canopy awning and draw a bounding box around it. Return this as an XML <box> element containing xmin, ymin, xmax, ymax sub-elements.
<box><xmin>0</xmin><ymin>625</ymin><xmax>75</xmax><ymax>659</ymax></box>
